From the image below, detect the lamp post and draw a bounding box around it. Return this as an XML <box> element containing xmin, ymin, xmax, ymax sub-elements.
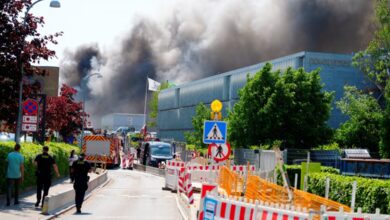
<box><xmin>80</xmin><ymin>73</ymin><xmax>102</xmax><ymax>147</ymax></box>
<box><xmin>15</xmin><ymin>0</ymin><xmax>61</xmax><ymax>144</ymax></box>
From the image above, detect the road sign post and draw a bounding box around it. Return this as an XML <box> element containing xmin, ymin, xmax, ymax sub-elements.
<box><xmin>203</xmin><ymin>120</ymin><xmax>227</xmax><ymax>144</ymax></box>
<box><xmin>22</xmin><ymin>99</ymin><xmax>39</xmax><ymax>133</ymax></box>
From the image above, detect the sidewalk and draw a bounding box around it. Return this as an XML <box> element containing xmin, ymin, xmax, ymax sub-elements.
<box><xmin>0</xmin><ymin>173</ymin><xmax>99</xmax><ymax>220</ymax></box>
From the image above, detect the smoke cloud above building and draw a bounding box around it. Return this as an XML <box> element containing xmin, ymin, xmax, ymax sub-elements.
<box><xmin>59</xmin><ymin>0</ymin><xmax>374</xmax><ymax>127</ymax></box>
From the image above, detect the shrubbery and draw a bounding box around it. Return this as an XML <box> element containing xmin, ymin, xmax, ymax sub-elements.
<box><xmin>0</xmin><ymin>141</ymin><xmax>80</xmax><ymax>194</ymax></box>
<box><xmin>307</xmin><ymin>173</ymin><xmax>390</xmax><ymax>214</ymax></box>
<box><xmin>279</xmin><ymin>165</ymin><xmax>339</xmax><ymax>189</ymax></box>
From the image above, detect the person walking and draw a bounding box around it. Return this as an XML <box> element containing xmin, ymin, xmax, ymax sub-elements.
<box><xmin>72</xmin><ymin>153</ymin><xmax>91</xmax><ymax>213</ymax></box>
<box><xmin>34</xmin><ymin>146</ymin><xmax>60</xmax><ymax>208</ymax></box>
<box><xmin>68</xmin><ymin>150</ymin><xmax>78</xmax><ymax>183</ymax></box>
<box><xmin>5</xmin><ymin>144</ymin><xmax>24</xmax><ymax>206</ymax></box>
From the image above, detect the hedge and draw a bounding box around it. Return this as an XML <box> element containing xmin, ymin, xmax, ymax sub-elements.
<box><xmin>307</xmin><ymin>173</ymin><xmax>390</xmax><ymax>214</ymax></box>
<box><xmin>1</xmin><ymin>141</ymin><xmax>80</xmax><ymax>194</ymax></box>
<box><xmin>278</xmin><ymin>165</ymin><xmax>339</xmax><ymax>189</ymax></box>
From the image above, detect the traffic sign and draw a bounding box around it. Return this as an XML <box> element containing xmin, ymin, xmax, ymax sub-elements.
<box><xmin>208</xmin><ymin>143</ymin><xmax>231</xmax><ymax>162</ymax></box>
<box><xmin>203</xmin><ymin>120</ymin><xmax>227</xmax><ymax>144</ymax></box>
<box><xmin>22</xmin><ymin>123</ymin><xmax>37</xmax><ymax>132</ymax></box>
<box><xmin>23</xmin><ymin>115</ymin><xmax>38</xmax><ymax>124</ymax></box>
<box><xmin>210</xmin><ymin>99</ymin><xmax>223</xmax><ymax>112</ymax></box>
<box><xmin>22</xmin><ymin>99</ymin><xmax>39</xmax><ymax>115</ymax></box>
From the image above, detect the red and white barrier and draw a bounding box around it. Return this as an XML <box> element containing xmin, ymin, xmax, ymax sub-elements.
<box><xmin>215</xmin><ymin>196</ymin><xmax>256</xmax><ymax>220</ymax></box>
<box><xmin>167</xmin><ymin>160</ymin><xmax>186</xmax><ymax>168</ymax></box>
<box><xmin>323</xmin><ymin>208</ymin><xmax>390</xmax><ymax>220</ymax></box>
<box><xmin>165</xmin><ymin>160</ymin><xmax>256</xmax><ymax>191</ymax></box>
<box><xmin>204</xmin><ymin>194</ymin><xmax>311</xmax><ymax>220</ymax></box>
<box><xmin>198</xmin><ymin>183</ymin><xmax>218</xmax><ymax>220</ymax></box>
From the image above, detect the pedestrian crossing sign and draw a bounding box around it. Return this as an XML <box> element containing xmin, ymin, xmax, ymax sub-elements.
<box><xmin>203</xmin><ymin>120</ymin><xmax>227</xmax><ymax>144</ymax></box>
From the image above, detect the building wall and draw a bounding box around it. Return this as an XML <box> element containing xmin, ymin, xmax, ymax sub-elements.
<box><xmin>158</xmin><ymin>51</ymin><xmax>376</xmax><ymax>142</ymax></box>
<box><xmin>34</xmin><ymin>66</ymin><xmax>60</xmax><ymax>97</ymax></box>
<box><xmin>101</xmin><ymin>113</ymin><xmax>145</xmax><ymax>131</ymax></box>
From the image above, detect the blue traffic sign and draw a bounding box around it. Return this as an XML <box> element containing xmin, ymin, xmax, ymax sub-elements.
<box><xmin>203</xmin><ymin>120</ymin><xmax>227</xmax><ymax>144</ymax></box>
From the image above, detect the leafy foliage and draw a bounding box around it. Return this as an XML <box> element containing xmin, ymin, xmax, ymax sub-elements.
<box><xmin>0</xmin><ymin>141</ymin><xmax>80</xmax><ymax>194</ymax></box>
<box><xmin>148</xmin><ymin>82</ymin><xmax>170</xmax><ymax>128</ymax></box>
<box><xmin>308</xmin><ymin>173</ymin><xmax>390</xmax><ymax>214</ymax></box>
<box><xmin>335</xmin><ymin>86</ymin><xmax>382</xmax><ymax>152</ymax></box>
<box><xmin>353</xmin><ymin>0</ymin><xmax>390</xmax><ymax>90</ymax></box>
<box><xmin>46</xmin><ymin>84</ymin><xmax>84</xmax><ymax>140</ymax></box>
<box><xmin>228</xmin><ymin>63</ymin><xmax>333</xmax><ymax>149</ymax></box>
<box><xmin>352</xmin><ymin>0</ymin><xmax>389</xmax><ymax>158</ymax></box>
<box><xmin>0</xmin><ymin>0</ymin><xmax>61</xmax><ymax>129</ymax></box>
<box><xmin>314</xmin><ymin>142</ymin><xmax>341</xmax><ymax>152</ymax></box>
<box><xmin>184</xmin><ymin>103</ymin><xmax>211</xmax><ymax>149</ymax></box>
<box><xmin>380</xmin><ymin>83</ymin><xmax>390</xmax><ymax>157</ymax></box>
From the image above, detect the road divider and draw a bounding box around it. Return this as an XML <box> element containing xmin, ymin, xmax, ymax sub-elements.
<box><xmin>42</xmin><ymin>170</ymin><xmax>108</xmax><ymax>215</ymax></box>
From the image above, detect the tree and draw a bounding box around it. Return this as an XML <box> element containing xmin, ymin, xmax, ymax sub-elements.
<box><xmin>184</xmin><ymin>103</ymin><xmax>211</xmax><ymax>149</ymax></box>
<box><xmin>0</xmin><ymin>1</ymin><xmax>61</xmax><ymax>129</ymax></box>
<box><xmin>228</xmin><ymin>63</ymin><xmax>333</xmax><ymax>149</ymax></box>
<box><xmin>148</xmin><ymin>81</ymin><xmax>170</xmax><ymax>128</ymax></box>
<box><xmin>353</xmin><ymin>0</ymin><xmax>389</xmax><ymax>90</ymax></box>
<box><xmin>380</xmin><ymin>83</ymin><xmax>390</xmax><ymax>158</ymax></box>
<box><xmin>335</xmin><ymin>86</ymin><xmax>382</xmax><ymax>152</ymax></box>
<box><xmin>353</xmin><ymin>0</ymin><xmax>390</xmax><ymax>158</ymax></box>
<box><xmin>46</xmin><ymin>84</ymin><xmax>84</xmax><ymax>140</ymax></box>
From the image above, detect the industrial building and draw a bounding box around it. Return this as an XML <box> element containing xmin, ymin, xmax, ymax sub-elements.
<box><xmin>158</xmin><ymin>51</ymin><xmax>377</xmax><ymax>141</ymax></box>
<box><xmin>101</xmin><ymin>113</ymin><xmax>145</xmax><ymax>132</ymax></box>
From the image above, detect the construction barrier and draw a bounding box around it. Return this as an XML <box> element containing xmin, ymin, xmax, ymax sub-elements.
<box><xmin>165</xmin><ymin>160</ymin><xmax>186</xmax><ymax>191</ymax></box>
<box><xmin>203</xmin><ymin>193</ymin><xmax>312</xmax><ymax>220</ymax></box>
<box><xmin>218</xmin><ymin>166</ymin><xmax>244</xmax><ymax>197</ymax></box>
<box><xmin>165</xmin><ymin>160</ymin><xmax>255</xmax><ymax>191</ymax></box>
<box><xmin>244</xmin><ymin>174</ymin><xmax>351</xmax><ymax>213</ymax></box>
<box><xmin>322</xmin><ymin>208</ymin><xmax>390</xmax><ymax>220</ymax></box>
<box><xmin>178</xmin><ymin>167</ymin><xmax>194</xmax><ymax>205</ymax></box>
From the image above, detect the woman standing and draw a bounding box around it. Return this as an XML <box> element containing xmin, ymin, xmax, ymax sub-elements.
<box><xmin>68</xmin><ymin>150</ymin><xmax>78</xmax><ymax>183</ymax></box>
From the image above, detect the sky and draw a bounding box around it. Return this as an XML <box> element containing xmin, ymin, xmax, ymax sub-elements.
<box><xmin>33</xmin><ymin>0</ymin><xmax>171</xmax><ymax>66</ymax></box>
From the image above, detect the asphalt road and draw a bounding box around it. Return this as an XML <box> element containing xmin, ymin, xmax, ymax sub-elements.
<box><xmin>56</xmin><ymin>169</ymin><xmax>183</xmax><ymax>220</ymax></box>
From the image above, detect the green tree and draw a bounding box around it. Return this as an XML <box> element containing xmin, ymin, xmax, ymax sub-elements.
<box><xmin>353</xmin><ymin>0</ymin><xmax>389</xmax><ymax>90</ymax></box>
<box><xmin>228</xmin><ymin>63</ymin><xmax>333</xmax><ymax>149</ymax></box>
<box><xmin>335</xmin><ymin>86</ymin><xmax>383</xmax><ymax>152</ymax></box>
<box><xmin>353</xmin><ymin>0</ymin><xmax>390</xmax><ymax>158</ymax></box>
<box><xmin>380</xmin><ymin>83</ymin><xmax>390</xmax><ymax>158</ymax></box>
<box><xmin>184</xmin><ymin>103</ymin><xmax>211</xmax><ymax>149</ymax></box>
<box><xmin>147</xmin><ymin>81</ymin><xmax>170</xmax><ymax>128</ymax></box>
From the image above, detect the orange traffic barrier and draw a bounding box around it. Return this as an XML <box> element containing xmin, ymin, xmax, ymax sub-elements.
<box><xmin>244</xmin><ymin>174</ymin><xmax>351</xmax><ymax>214</ymax></box>
<box><xmin>218</xmin><ymin>166</ymin><xmax>244</xmax><ymax>197</ymax></box>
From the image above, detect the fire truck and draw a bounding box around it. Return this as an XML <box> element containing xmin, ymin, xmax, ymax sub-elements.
<box><xmin>82</xmin><ymin>135</ymin><xmax>121</xmax><ymax>167</ymax></box>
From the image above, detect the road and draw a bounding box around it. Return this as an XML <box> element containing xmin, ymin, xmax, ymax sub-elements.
<box><xmin>57</xmin><ymin>169</ymin><xmax>183</xmax><ymax>220</ymax></box>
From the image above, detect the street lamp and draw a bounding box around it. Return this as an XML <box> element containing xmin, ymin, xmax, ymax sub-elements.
<box><xmin>15</xmin><ymin>0</ymin><xmax>61</xmax><ymax>144</ymax></box>
<box><xmin>80</xmin><ymin>73</ymin><xmax>102</xmax><ymax>147</ymax></box>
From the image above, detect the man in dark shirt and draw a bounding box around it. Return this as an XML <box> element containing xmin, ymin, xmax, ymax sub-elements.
<box><xmin>34</xmin><ymin>146</ymin><xmax>60</xmax><ymax>208</ymax></box>
<box><xmin>72</xmin><ymin>153</ymin><xmax>91</xmax><ymax>213</ymax></box>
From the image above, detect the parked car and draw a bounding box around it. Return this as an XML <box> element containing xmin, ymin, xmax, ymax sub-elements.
<box><xmin>140</xmin><ymin>141</ymin><xmax>173</xmax><ymax>167</ymax></box>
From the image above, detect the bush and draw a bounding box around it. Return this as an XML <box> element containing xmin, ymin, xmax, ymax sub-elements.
<box><xmin>308</xmin><ymin>173</ymin><xmax>390</xmax><ymax>214</ymax></box>
<box><xmin>0</xmin><ymin>141</ymin><xmax>80</xmax><ymax>194</ymax></box>
<box><xmin>277</xmin><ymin>165</ymin><xmax>339</xmax><ymax>189</ymax></box>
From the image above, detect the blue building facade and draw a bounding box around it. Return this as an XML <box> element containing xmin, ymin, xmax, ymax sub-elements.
<box><xmin>158</xmin><ymin>51</ymin><xmax>376</xmax><ymax>141</ymax></box>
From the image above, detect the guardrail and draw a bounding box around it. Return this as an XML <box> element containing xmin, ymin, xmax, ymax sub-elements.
<box><xmin>134</xmin><ymin>163</ymin><xmax>166</xmax><ymax>177</ymax></box>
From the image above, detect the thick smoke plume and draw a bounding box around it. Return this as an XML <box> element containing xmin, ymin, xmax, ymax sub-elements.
<box><xmin>60</xmin><ymin>0</ymin><xmax>375</xmax><ymax>127</ymax></box>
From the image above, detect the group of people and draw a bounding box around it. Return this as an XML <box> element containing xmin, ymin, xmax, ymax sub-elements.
<box><xmin>5</xmin><ymin>144</ymin><xmax>91</xmax><ymax>214</ymax></box>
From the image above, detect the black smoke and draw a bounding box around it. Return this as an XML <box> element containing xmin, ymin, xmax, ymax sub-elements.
<box><xmin>59</xmin><ymin>0</ymin><xmax>375</xmax><ymax>127</ymax></box>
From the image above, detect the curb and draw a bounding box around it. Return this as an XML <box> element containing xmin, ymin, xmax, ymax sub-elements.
<box><xmin>42</xmin><ymin>175</ymin><xmax>111</xmax><ymax>220</ymax></box>
<box><xmin>176</xmin><ymin>194</ymin><xmax>189</xmax><ymax>220</ymax></box>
